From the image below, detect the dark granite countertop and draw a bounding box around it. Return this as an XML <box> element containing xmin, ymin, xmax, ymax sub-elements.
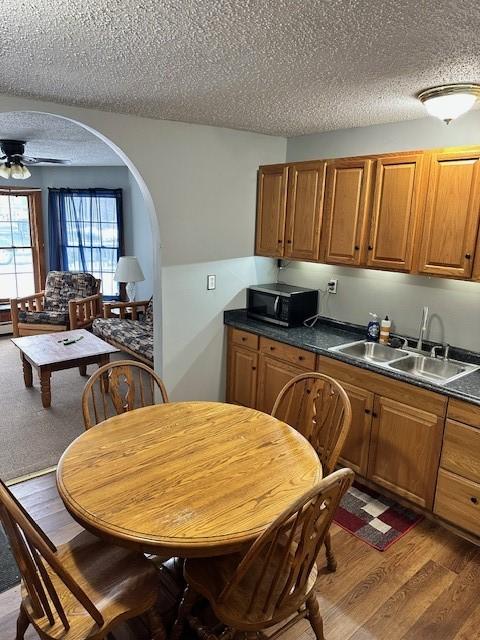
<box><xmin>224</xmin><ymin>309</ymin><xmax>480</xmax><ymax>408</ymax></box>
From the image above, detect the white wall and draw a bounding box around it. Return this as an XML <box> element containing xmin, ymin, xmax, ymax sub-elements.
<box><xmin>124</xmin><ymin>171</ymin><xmax>154</xmax><ymax>300</ymax></box>
<box><xmin>2</xmin><ymin>164</ymin><xmax>154</xmax><ymax>298</ymax></box>
<box><xmin>287</xmin><ymin>110</ymin><xmax>480</xmax><ymax>161</ymax></box>
<box><xmin>0</xmin><ymin>95</ymin><xmax>286</xmax><ymax>400</ymax></box>
<box><xmin>283</xmin><ymin>111</ymin><xmax>480</xmax><ymax>352</ymax></box>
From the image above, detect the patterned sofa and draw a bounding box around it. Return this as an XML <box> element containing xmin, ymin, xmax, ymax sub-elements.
<box><xmin>11</xmin><ymin>271</ymin><xmax>102</xmax><ymax>337</ymax></box>
<box><xmin>92</xmin><ymin>298</ymin><xmax>154</xmax><ymax>366</ymax></box>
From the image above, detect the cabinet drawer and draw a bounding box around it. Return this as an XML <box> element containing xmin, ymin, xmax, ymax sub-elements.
<box><xmin>435</xmin><ymin>468</ymin><xmax>480</xmax><ymax>536</ymax></box>
<box><xmin>447</xmin><ymin>398</ymin><xmax>480</xmax><ymax>428</ymax></box>
<box><xmin>230</xmin><ymin>328</ymin><xmax>259</xmax><ymax>351</ymax></box>
<box><xmin>441</xmin><ymin>419</ymin><xmax>480</xmax><ymax>483</ymax></box>
<box><xmin>259</xmin><ymin>337</ymin><xmax>316</xmax><ymax>369</ymax></box>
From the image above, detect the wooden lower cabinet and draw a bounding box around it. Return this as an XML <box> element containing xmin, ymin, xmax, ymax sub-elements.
<box><xmin>433</xmin><ymin>399</ymin><xmax>480</xmax><ymax>537</ymax></box>
<box><xmin>226</xmin><ymin>344</ymin><xmax>258</xmax><ymax>408</ymax></box>
<box><xmin>367</xmin><ymin>396</ymin><xmax>444</xmax><ymax>510</ymax></box>
<box><xmin>435</xmin><ymin>469</ymin><xmax>480</xmax><ymax>537</ymax></box>
<box><xmin>256</xmin><ymin>354</ymin><xmax>310</xmax><ymax>415</ymax></box>
<box><xmin>337</xmin><ymin>382</ymin><xmax>374</xmax><ymax>477</ymax></box>
<box><xmin>226</xmin><ymin>331</ymin><xmax>480</xmax><ymax>539</ymax></box>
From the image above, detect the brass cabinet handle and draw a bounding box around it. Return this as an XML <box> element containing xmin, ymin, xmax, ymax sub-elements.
<box><xmin>368</xmin><ymin>245</ymin><xmax>373</xmax><ymax>251</ymax></box>
<box><xmin>299</xmin><ymin>356</ymin><xmax>305</xmax><ymax>361</ymax></box>
<box><xmin>465</xmin><ymin>253</ymin><xmax>472</xmax><ymax>259</ymax></box>
<box><xmin>355</xmin><ymin>245</ymin><xmax>360</xmax><ymax>250</ymax></box>
<box><xmin>471</xmin><ymin>496</ymin><xmax>479</xmax><ymax>505</ymax></box>
<box><xmin>365</xmin><ymin>409</ymin><xmax>371</xmax><ymax>415</ymax></box>
<box><xmin>270</xmin><ymin>346</ymin><xmax>275</xmax><ymax>351</ymax></box>
<box><xmin>252</xmin><ymin>366</ymin><xmax>257</xmax><ymax>371</ymax></box>
<box><xmin>241</xmin><ymin>337</ymin><xmax>247</xmax><ymax>341</ymax></box>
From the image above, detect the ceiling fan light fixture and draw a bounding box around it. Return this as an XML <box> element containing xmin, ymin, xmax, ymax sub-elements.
<box><xmin>10</xmin><ymin>162</ymin><xmax>31</xmax><ymax>180</ymax></box>
<box><xmin>418</xmin><ymin>83</ymin><xmax>480</xmax><ymax>124</ymax></box>
<box><xmin>0</xmin><ymin>163</ymin><xmax>12</xmax><ymax>179</ymax></box>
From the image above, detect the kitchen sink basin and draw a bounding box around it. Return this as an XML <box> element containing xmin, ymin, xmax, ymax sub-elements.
<box><xmin>388</xmin><ymin>355</ymin><xmax>478</xmax><ymax>383</ymax></box>
<box><xmin>329</xmin><ymin>340</ymin><xmax>406</xmax><ymax>363</ymax></box>
<box><xmin>328</xmin><ymin>339</ymin><xmax>479</xmax><ymax>385</ymax></box>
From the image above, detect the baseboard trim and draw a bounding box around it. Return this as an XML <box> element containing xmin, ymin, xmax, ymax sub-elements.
<box><xmin>0</xmin><ymin>322</ymin><xmax>12</xmax><ymax>335</ymax></box>
<box><xmin>6</xmin><ymin>465</ymin><xmax>57</xmax><ymax>486</ymax></box>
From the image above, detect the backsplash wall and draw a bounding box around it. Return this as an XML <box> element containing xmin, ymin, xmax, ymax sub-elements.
<box><xmin>278</xmin><ymin>261</ymin><xmax>480</xmax><ymax>352</ymax></box>
<box><xmin>283</xmin><ymin>110</ymin><xmax>480</xmax><ymax>352</ymax></box>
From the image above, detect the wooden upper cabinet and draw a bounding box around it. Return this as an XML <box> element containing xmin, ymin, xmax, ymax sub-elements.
<box><xmin>418</xmin><ymin>150</ymin><xmax>480</xmax><ymax>278</ymax></box>
<box><xmin>255</xmin><ymin>165</ymin><xmax>288</xmax><ymax>257</ymax></box>
<box><xmin>284</xmin><ymin>161</ymin><xmax>326</xmax><ymax>261</ymax></box>
<box><xmin>367</xmin><ymin>153</ymin><xmax>424</xmax><ymax>272</ymax></box>
<box><xmin>321</xmin><ymin>158</ymin><xmax>373</xmax><ymax>265</ymax></box>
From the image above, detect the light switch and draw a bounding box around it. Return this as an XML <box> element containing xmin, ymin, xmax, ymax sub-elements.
<box><xmin>207</xmin><ymin>274</ymin><xmax>216</xmax><ymax>290</ymax></box>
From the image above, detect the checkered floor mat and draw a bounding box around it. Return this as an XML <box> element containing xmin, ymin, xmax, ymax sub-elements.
<box><xmin>334</xmin><ymin>482</ymin><xmax>423</xmax><ymax>551</ymax></box>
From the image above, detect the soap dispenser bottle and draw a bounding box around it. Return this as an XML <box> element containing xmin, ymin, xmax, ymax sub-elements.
<box><xmin>366</xmin><ymin>313</ymin><xmax>380</xmax><ymax>342</ymax></box>
<box><xmin>379</xmin><ymin>315</ymin><xmax>392</xmax><ymax>344</ymax></box>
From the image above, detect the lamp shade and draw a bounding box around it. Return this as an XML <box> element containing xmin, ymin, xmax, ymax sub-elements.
<box><xmin>114</xmin><ymin>256</ymin><xmax>145</xmax><ymax>283</ymax></box>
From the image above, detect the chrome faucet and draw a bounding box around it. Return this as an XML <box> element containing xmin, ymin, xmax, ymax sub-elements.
<box><xmin>431</xmin><ymin>343</ymin><xmax>450</xmax><ymax>360</ymax></box>
<box><xmin>416</xmin><ymin>306</ymin><xmax>429</xmax><ymax>352</ymax></box>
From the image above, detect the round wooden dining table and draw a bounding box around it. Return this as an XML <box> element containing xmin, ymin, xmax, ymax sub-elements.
<box><xmin>57</xmin><ymin>401</ymin><xmax>322</xmax><ymax>557</ymax></box>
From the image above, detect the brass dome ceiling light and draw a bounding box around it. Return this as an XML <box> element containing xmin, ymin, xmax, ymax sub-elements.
<box><xmin>417</xmin><ymin>83</ymin><xmax>480</xmax><ymax>124</ymax></box>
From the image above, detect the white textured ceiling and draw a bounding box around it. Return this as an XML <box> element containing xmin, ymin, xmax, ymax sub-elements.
<box><xmin>0</xmin><ymin>1</ymin><xmax>479</xmax><ymax>137</ymax></box>
<box><xmin>0</xmin><ymin>112</ymin><xmax>123</xmax><ymax>165</ymax></box>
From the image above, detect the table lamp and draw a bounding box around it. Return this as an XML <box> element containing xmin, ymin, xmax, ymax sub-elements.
<box><xmin>114</xmin><ymin>256</ymin><xmax>145</xmax><ymax>302</ymax></box>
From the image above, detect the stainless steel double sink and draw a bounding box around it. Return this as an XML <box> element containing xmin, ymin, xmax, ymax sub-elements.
<box><xmin>328</xmin><ymin>340</ymin><xmax>479</xmax><ymax>385</ymax></box>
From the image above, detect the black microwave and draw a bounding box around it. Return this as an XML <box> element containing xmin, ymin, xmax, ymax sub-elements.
<box><xmin>247</xmin><ymin>283</ymin><xmax>318</xmax><ymax>327</ymax></box>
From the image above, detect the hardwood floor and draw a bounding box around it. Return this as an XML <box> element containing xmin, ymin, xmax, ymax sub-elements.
<box><xmin>1</xmin><ymin>472</ymin><xmax>479</xmax><ymax>640</ymax></box>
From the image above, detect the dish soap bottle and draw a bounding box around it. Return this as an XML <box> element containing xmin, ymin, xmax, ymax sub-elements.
<box><xmin>366</xmin><ymin>313</ymin><xmax>380</xmax><ymax>342</ymax></box>
<box><xmin>379</xmin><ymin>315</ymin><xmax>391</xmax><ymax>344</ymax></box>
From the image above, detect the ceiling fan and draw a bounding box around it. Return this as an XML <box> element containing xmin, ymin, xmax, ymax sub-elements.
<box><xmin>0</xmin><ymin>139</ymin><xmax>69</xmax><ymax>180</ymax></box>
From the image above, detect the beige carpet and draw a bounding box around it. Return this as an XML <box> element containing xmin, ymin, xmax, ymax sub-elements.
<box><xmin>0</xmin><ymin>335</ymin><xmax>125</xmax><ymax>481</ymax></box>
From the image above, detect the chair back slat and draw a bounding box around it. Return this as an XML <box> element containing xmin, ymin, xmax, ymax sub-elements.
<box><xmin>0</xmin><ymin>480</ymin><xmax>104</xmax><ymax>629</ymax></box>
<box><xmin>28</xmin><ymin>542</ymin><xmax>71</xmax><ymax>630</ymax></box>
<box><xmin>272</xmin><ymin>373</ymin><xmax>352</xmax><ymax>475</ymax></box>
<box><xmin>27</xmin><ymin>542</ymin><xmax>57</xmax><ymax>626</ymax></box>
<box><xmin>1</xmin><ymin>506</ymin><xmax>46</xmax><ymax>619</ymax></box>
<box><xmin>218</xmin><ymin>468</ymin><xmax>354</xmax><ymax>621</ymax></box>
<box><xmin>82</xmin><ymin>359</ymin><xmax>169</xmax><ymax>430</ymax></box>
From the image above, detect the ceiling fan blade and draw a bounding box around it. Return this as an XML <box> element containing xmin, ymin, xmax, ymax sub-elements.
<box><xmin>22</xmin><ymin>156</ymin><xmax>69</xmax><ymax>165</ymax></box>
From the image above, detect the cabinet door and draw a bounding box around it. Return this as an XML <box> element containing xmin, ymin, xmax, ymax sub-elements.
<box><xmin>227</xmin><ymin>345</ymin><xmax>258</xmax><ymax>409</ymax></box>
<box><xmin>284</xmin><ymin>161</ymin><xmax>326</xmax><ymax>261</ymax></box>
<box><xmin>257</xmin><ymin>354</ymin><xmax>307</xmax><ymax>415</ymax></box>
<box><xmin>367</xmin><ymin>396</ymin><xmax>444</xmax><ymax>509</ymax></box>
<box><xmin>367</xmin><ymin>153</ymin><xmax>424</xmax><ymax>271</ymax></box>
<box><xmin>255</xmin><ymin>165</ymin><xmax>288</xmax><ymax>257</ymax></box>
<box><xmin>418</xmin><ymin>150</ymin><xmax>480</xmax><ymax>278</ymax></box>
<box><xmin>337</xmin><ymin>382</ymin><xmax>374</xmax><ymax>477</ymax></box>
<box><xmin>322</xmin><ymin>158</ymin><xmax>373</xmax><ymax>266</ymax></box>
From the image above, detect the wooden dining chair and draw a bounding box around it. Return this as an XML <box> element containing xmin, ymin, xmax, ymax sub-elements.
<box><xmin>0</xmin><ymin>479</ymin><xmax>167</xmax><ymax>640</ymax></box>
<box><xmin>82</xmin><ymin>359</ymin><xmax>169</xmax><ymax>430</ymax></box>
<box><xmin>172</xmin><ymin>468</ymin><xmax>354</xmax><ymax>640</ymax></box>
<box><xmin>271</xmin><ymin>372</ymin><xmax>352</xmax><ymax>572</ymax></box>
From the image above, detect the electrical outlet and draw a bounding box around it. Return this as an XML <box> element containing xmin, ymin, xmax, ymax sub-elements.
<box><xmin>207</xmin><ymin>274</ymin><xmax>216</xmax><ymax>290</ymax></box>
<box><xmin>327</xmin><ymin>279</ymin><xmax>338</xmax><ymax>294</ymax></box>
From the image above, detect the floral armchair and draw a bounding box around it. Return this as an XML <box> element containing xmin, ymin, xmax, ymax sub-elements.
<box><xmin>10</xmin><ymin>271</ymin><xmax>102</xmax><ymax>337</ymax></box>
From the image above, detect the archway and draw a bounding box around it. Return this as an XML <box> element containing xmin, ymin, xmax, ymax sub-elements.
<box><xmin>0</xmin><ymin>109</ymin><xmax>162</xmax><ymax>369</ymax></box>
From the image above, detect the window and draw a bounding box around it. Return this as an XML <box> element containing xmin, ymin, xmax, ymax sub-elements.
<box><xmin>0</xmin><ymin>190</ymin><xmax>44</xmax><ymax>301</ymax></box>
<box><xmin>48</xmin><ymin>188</ymin><xmax>123</xmax><ymax>298</ymax></box>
